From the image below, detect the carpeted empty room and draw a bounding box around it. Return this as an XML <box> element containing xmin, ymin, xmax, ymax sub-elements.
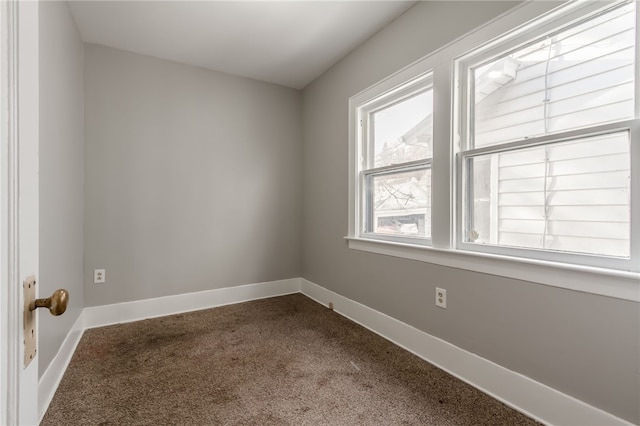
<box><xmin>43</xmin><ymin>294</ymin><xmax>538</xmax><ymax>425</ymax></box>
<box><xmin>19</xmin><ymin>1</ymin><xmax>638</xmax><ymax>426</ymax></box>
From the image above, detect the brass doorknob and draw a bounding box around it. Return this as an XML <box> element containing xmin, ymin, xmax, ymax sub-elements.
<box><xmin>30</xmin><ymin>289</ymin><xmax>69</xmax><ymax>316</ymax></box>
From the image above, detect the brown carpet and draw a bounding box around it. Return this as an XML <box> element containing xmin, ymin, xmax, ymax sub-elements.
<box><xmin>42</xmin><ymin>294</ymin><xmax>539</xmax><ymax>425</ymax></box>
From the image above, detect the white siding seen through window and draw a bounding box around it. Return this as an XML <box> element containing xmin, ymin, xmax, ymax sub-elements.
<box><xmin>464</xmin><ymin>1</ymin><xmax>635</xmax><ymax>262</ymax></box>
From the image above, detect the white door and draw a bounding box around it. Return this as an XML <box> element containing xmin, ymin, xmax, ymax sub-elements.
<box><xmin>1</xmin><ymin>1</ymin><xmax>40</xmax><ymax>425</ymax></box>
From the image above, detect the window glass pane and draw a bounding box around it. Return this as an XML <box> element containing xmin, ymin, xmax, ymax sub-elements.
<box><xmin>466</xmin><ymin>132</ymin><xmax>631</xmax><ymax>257</ymax></box>
<box><xmin>473</xmin><ymin>2</ymin><xmax>636</xmax><ymax>148</ymax></box>
<box><xmin>370</xmin><ymin>168</ymin><xmax>431</xmax><ymax>238</ymax></box>
<box><xmin>372</xmin><ymin>89</ymin><xmax>433</xmax><ymax>167</ymax></box>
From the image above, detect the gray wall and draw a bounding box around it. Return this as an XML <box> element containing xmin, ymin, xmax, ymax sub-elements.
<box><xmin>84</xmin><ymin>45</ymin><xmax>302</xmax><ymax>306</ymax></box>
<box><xmin>301</xmin><ymin>1</ymin><xmax>640</xmax><ymax>423</ymax></box>
<box><xmin>39</xmin><ymin>1</ymin><xmax>85</xmax><ymax>377</ymax></box>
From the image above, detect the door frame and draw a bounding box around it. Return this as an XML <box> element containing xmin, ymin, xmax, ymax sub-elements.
<box><xmin>0</xmin><ymin>0</ymin><xmax>21</xmax><ymax>422</ymax></box>
<box><xmin>1</xmin><ymin>1</ymin><xmax>40</xmax><ymax>424</ymax></box>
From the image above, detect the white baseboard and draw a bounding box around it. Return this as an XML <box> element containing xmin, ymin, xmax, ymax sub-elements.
<box><xmin>38</xmin><ymin>277</ymin><xmax>633</xmax><ymax>426</ymax></box>
<box><xmin>299</xmin><ymin>278</ymin><xmax>634</xmax><ymax>426</ymax></box>
<box><xmin>38</xmin><ymin>310</ymin><xmax>85</xmax><ymax>422</ymax></box>
<box><xmin>82</xmin><ymin>278</ymin><xmax>300</xmax><ymax>329</ymax></box>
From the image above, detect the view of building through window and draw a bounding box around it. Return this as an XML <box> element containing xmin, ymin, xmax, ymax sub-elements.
<box><xmin>473</xmin><ymin>2</ymin><xmax>635</xmax><ymax>147</ymax></box>
<box><xmin>372</xmin><ymin>168</ymin><xmax>431</xmax><ymax>237</ymax></box>
<box><xmin>468</xmin><ymin>132</ymin><xmax>631</xmax><ymax>257</ymax></box>
<box><xmin>368</xmin><ymin>89</ymin><xmax>433</xmax><ymax>238</ymax></box>
<box><xmin>466</xmin><ymin>2</ymin><xmax>635</xmax><ymax>258</ymax></box>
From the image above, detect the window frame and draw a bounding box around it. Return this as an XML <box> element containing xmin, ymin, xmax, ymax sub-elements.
<box><xmin>357</xmin><ymin>74</ymin><xmax>434</xmax><ymax>245</ymax></box>
<box><xmin>350</xmin><ymin>65</ymin><xmax>436</xmax><ymax>246</ymax></box>
<box><xmin>454</xmin><ymin>0</ymin><xmax>639</xmax><ymax>272</ymax></box>
<box><xmin>347</xmin><ymin>0</ymin><xmax>640</xmax><ymax>302</ymax></box>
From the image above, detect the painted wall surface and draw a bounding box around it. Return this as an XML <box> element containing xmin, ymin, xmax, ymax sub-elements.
<box><xmin>38</xmin><ymin>1</ymin><xmax>85</xmax><ymax>378</ymax></box>
<box><xmin>301</xmin><ymin>1</ymin><xmax>640</xmax><ymax>423</ymax></box>
<box><xmin>84</xmin><ymin>45</ymin><xmax>302</xmax><ymax>306</ymax></box>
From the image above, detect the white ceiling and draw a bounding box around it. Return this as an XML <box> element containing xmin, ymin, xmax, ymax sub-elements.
<box><xmin>68</xmin><ymin>1</ymin><xmax>416</xmax><ymax>89</ymax></box>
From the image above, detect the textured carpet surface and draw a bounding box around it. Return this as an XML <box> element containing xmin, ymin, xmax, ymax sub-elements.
<box><xmin>43</xmin><ymin>294</ymin><xmax>539</xmax><ymax>425</ymax></box>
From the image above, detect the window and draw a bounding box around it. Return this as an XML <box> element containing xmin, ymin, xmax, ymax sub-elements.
<box><xmin>348</xmin><ymin>0</ymin><xmax>639</xmax><ymax>299</ymax></box>
<box><xmin>458</xmin><ymin>1</ymin><xmax>637</xmax><ymax>270</ymax></box>
<box><xmin>355</xmin><ymin>74</ymin><xmax>434</xmax><ymax>245</ymax></box>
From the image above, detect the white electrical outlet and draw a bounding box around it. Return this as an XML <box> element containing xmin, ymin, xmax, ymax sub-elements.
<box><xmin>435</xmin><ymin>287</ymin><xmax>446</xmax><ymax>308</ymax></box>
<box><xmin>94</xmin><ymin>269</ymin><xmax>106</xmax><ymax>284</ymax></box>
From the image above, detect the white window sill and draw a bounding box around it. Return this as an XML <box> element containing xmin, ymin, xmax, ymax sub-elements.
<box><xmin>345</xmin><ymin>236</ymin><xmax>640</xmax><ymax>302</ymax></box>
